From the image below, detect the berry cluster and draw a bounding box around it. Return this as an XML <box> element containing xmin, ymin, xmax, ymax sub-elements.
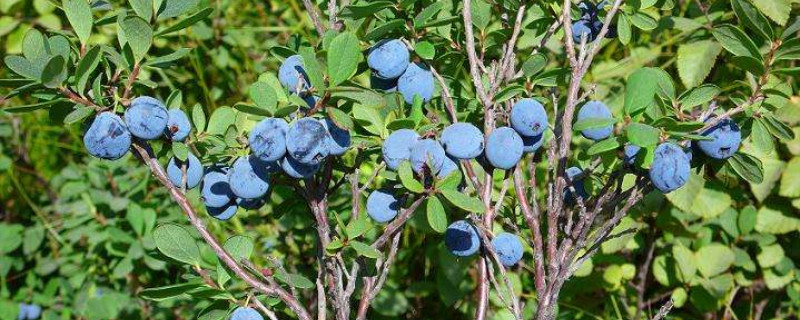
<box><xmin>571</xmin><ymin>1</ymin><xmax>616</xmax><ymax>43</ymax></box>
<box><xmin>367</xmin><ymin>39</ymin><xmax>435</xmax><ymax>104</ymax></box>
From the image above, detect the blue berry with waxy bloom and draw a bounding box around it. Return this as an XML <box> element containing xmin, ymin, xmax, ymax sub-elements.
<box><xmin>249</xmin><ymin>118</ymin><xmax>289</xmax><ymax>162</ymax></box>
<box><xmin>167</xmin><ymin>152</ymin><xmax>203</xmax><ymax>189</ymax></box>
<box><xmin>522</xmin><ymin>134</ymin><xmax>545</xmax><ymax>153</ymax></box>
<box><xmin>165</xmin><ymin>109</ymin><xmax>191</xmax><ymax>141</ymax></box>
<box><xmin>83</xmin><ymin>112</ymin><xmax>131</xmax><ymax>160</ymax></box>
<box><xmin>440</xmin><ymin>123</ymin><xmax>484</xmax><ymax>160</ymax></box>
<box><xmin>320</xmin><ymin>118</ymin><xmax>351</xmax><ymax>156</ymax></box>
<box><xmin>485</xmin><ymin>127</ymin><xmax>524</xmax><ymax>170</ymax></box>
<box><xmin>281</xmin><ymin>155</ymin><xmax>320</xmax><ymax>179</ymax></box>
<box><xmin>397</xmin><ymin>62</ymin><xmax>435</xmax><ymax>104</ymax></box>
<box><xmin>279</xmin><ymin>55</ymin><xmax>310</xmax><ymax>93</ymax></box>
<box><xmin>698</xmin><ymin>119</ymin><xmax>741</xmax><ymax>160</ymax></box>
<box><xmin>624</xmin><ymin>144</ymin><xmax>641</xmax><ymax>165</ymax></box>
<box><xmin>207</xmin><ymin>203</ymin><xmax>238</xmax><ymax>220</ymax></box>
<box><xmin>367</xmin><ymin>39</ymin><xmax>410</xmax><ymax>80</ymax></box>
<box><xmin>492</xmin><ymin>232</ymin><xmax>524</xmax><ymax>267</ymax></box>
<box><xmin>125</xmin><ymin>96</ymin><xmax>169</xmax><ymax>140</ymax></box>
<box><xmin>201</xmin><ymin>170</ymin><xmax>235</xmax><ymax>208</ymax></box>
<box><xmin>438</xmin><ymin>155</ymin><xmax>460</xmax><ymax>179</ymax></box>
<box><xmin>445</xmin><ymin>220</ymin><xmax>481</xmax><ymax>257</ymax></box>
<box><xmin>410</xmin><ymin>139</ymin><xmax>447</xmax><ymax>175</ymax></box>
<box><xmin>572</xmin><ymin>19</ymin><xmax>595</xmax><ymax>43</ymax></box>
<box><xmin>577</xmin><ymin>100</ymin><xmax>613</xmax><ymax>141</ymax></box>
<box><xmin>510</xmin><ymin>98</ymin><xmax>548</xmax><ymax>137</ymax></box>
<box><xmin>366</xmin><ymin>188</ymin><xmax>401</xmax><ymax>223</ymax></box>
<box><xmin>286</xmin><ymin>118</ymin><xmax>329</xmax><ymax>165</ymax></box>
<box><xmin>230</xmin><ymin>307</ymin><xmax>263</xmax><ymax>320</ymax></box>
<box><xmin>228</xmin><ymin>156</ymin><xmax>271</xmax><ymax>199</ymax></box>
<box><xmin>649</xmin><ymin>143</ymin><xmax>690</xmax><ymax>193</ymax></box>
<box><xmin>382</xmin><ymin>129</ymin><xmax>421</xmax><ymax>170</ymax></box>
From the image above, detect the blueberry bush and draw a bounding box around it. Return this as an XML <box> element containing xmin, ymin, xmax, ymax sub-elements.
<box><xmin>1</xmin><ymin>0</ymin><xmax>799</xmax><ymax>319</ymax></box>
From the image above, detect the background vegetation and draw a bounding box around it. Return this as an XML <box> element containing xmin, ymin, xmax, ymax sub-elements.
<box><xmin>1</xmin><ymin>0</ymin><xmax>799</xmax><ymax>319</ymax></box>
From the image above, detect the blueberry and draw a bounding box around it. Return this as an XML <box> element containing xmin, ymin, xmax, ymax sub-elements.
<box><xmin>249</xmin><ymin>118</ymin><xmax>289</xmax><ymax>162</ymax></box>
<box><xmin>26</xmin><ymin>304</ymin><xmax>40</xmax><ymax>320</ymax></box>
<box><xmin>572</xmin><ymin>19</ymin><xmax>595</xmax><ymax>43</ymax></box>
<box><xmin>485</xmin><ymin>127</ymin><xmax>524</xmax><ymax>170</ymax></box>
<box><xmin>165</xmin><ymin>109</ymin><xmax>191</xmax><ymax>141</ymax></box>
<box><xmin>624</xmin><ymin>144</ymin><xmax>641</xmax><ymax>165</ymax></box>
<box><xmin>278</xmin><ymin>55</ymin><xmax>310</xmax><ymax>93</ymax></box>
<box><xmin>522</xmin><ymin>134</ymin><xmax>545</xmax><ymax>153</ymax></box>
<box><xmin>286</xmin><ymin>118</ymin><xmax>329</xmax><ymax>165</ymax></box>
<box><xmin>83</xmin><ymin>112</ymin><xmax>131</xmax><ymax>160</ymax></box>
<box><xmin>397</xmin><ymin>62</ymin><xmax>435</xmax><ymax>104</ymax></box>
<box><xmin>17</xmin><ymin>303</ymin><xmax>28</xmax><ymax>320</ymax></box>
<box><xmin>565</xmin><ymin>166</ymin><xmax>589</xmax><ymax>201</ymax></box>
<box><xmin>577</xmin><ymin>101</ymin><xmax>613</xmax><ymax>141</ymax></box>
<box><xmin>510</xmin><ymin>98</ymin><xmax>548</xmax><ymax>137</ymax></box>
<box><xmin>201</xmin><ymin>170</ymin><xmax>235</xmax><ymax>208</ymax></box>
<box><xmin>236</xmin><ymin>197</ymin><xmax>266</xmax><ymax>210</ymax></box>
<box><xmin>438</xmin><ymin>155</ymin><xmax>460</xmax><ymax>179</ymax></box>
<box><xmin>445</xmin><ymin>220</ymin><xmax>481</xmax><ymax>257</ymax></box>
<box><xmin>167</xmin><ymin>152</ymin><xmax>203</xmax><ymax>189</ymax></box>
<box><xmin>367</xmin><ymin>39</ymin><xmax>410</xmax><ymax>80</ymax></box>
<box><xmin>491</xmin><ymin>232</ymin><xmax>523</xmax><ymax>267</ymax></box>
<box><xmin>231</xmin><ymin>307</ymin><xmax>263</xmax><ymax>320</ymax></box>
<box><xmin>649</xmin><ymin>143</ymin><xmax>690</xmax><ymax>193</ymax></box>
<box><xmin>410</xmin><ymin>139</ymin><xmax>447</xmax><ymax>174</ymax></box>
<box><xmin>440</xmin><ymin>123</ymin><xmax>484</xmax><ymax>160</ymax></box>
<box><xmin>281</xmin><ymin>155</ymin><xmax>320</xmax><ymax>179</ymax></box>
<box><xmin>698</xmin><ymin>119</ymin><xmax>741</xmax><ymax>159</ymax></box>
<box><xmin>319</xmin><ymin>118</ymin><xmax>351</xmax><ymax>156</ymax></box>
<box><xmin>366</xmin><ymin>188</ymin><xmax>401</xmax><ymax>223</ymax></box>
<box><xmin>382</xmin><ymin>129</ymin><xmax>421</xmax><ymax>170</ymax></box>
<box><xmin>228</xmin><ymin>156</ymin><xmax>271</xmax><ymax>199</ymax></box>
<box><xmin>125</xmin><ymin>96</ymin><xmax>169</xmax><ymax>140</ymax></box>
<box><xmin>207</xmin><ymin>203</ymin><xmax>238</xmax><ymax>220</ymax></box>
<box><xmin>370</xmin><ymin>75</ymin><xmax>397</xmax><ymax>92</ymax></box>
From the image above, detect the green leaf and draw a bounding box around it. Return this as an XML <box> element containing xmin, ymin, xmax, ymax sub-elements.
<box><xmin>223</xmin><ymin>236</ymin><xmax>253</xmax><ymax>262</ymax></box>
<box><xmin>731</xmin><ymin>0</ymin><xmax>774</xmax><ymax>40</ymax></box>
<box><xmin>248</xmin><ymin>81</ymin><xmax>277</xmax><ymax>113</ymax></box>
<box><xmin>729</xmin><ymin>152</ymin><xmax>764</xmax><ymax>184</ymax></box>
<box><xmin>413</xmin><ymin>2</ymin><xmax>443</xmax><ymax>28</ymax></box>
<box><xmin>672</xmin><ymin>244</ymin><xmax>697</xmax><ymax>283</ymax></box>
<box><xmin>440</xmin><ymin>189</ymin><xmax>484</xmax><ymax>213</ymax></box>
<box><xmin>340</xmin><ymin>1</ymin><xmax>395</xmax><ymax>18</ymax></box>
<box><xmin>299</xmin><ymin>47</ymin><xmax>326</xmax><ymax>92</ymax></box>
<box><xmin>630</xmin><ymin>11</ymin><xmax>658</xmax><ymax>30</ymax></box>
<box><xmin>695</xmin><ymin>244</ymin><xmax>735</xmax><ymax>277</ymax></box>
<box><xmin>626</xmin><ymin>123</ymin><xmax>660</xmax><ymax>147</ymax></box>
<box><xmin>326</xmin><ymin>107</ymin><xmax>354</xmax><ymax>130</ymax></box>
<box><xmin>625</xmin><ymin>68</ymin><xmax>661</xmax><ymax>114</ymax></box>
<box><xmin>414</xmin><ymin>41</ymin><xmax>435</xmax><ymax>60</ymax></box>
<box><xmin>4</xmin><ymin>56</ymin><xmax>38</xmax><ymax>79</ymax></box>
<box><xmin>677</xmin><ymin>40</ymin><xmax>722</xmax><ymax>88</ymax></box>
<box><xmin>131</xmin><ymin>0</ymin><xmax>154</xmax><ymax>21</ymax></box>
<box><xmin>206</xmin><ymin>106</ymin><xmax>235</xmax><ymax>135</ymax></box>
<box><xmin>120</xmin><ymin>16</ymin><xmax>153</xmax><ymax>63</ymax></box>
<box><xmin>751</xmin><ymin>0</ymin><xmax>791</xmax><ymax>25</ymax></box>
<box><xmin>738</xmin><ymin>205</ymin><xmax>757</xmax><ymax>235</ymax></box>
<box><xmin>192</xmin><ymin>103</ymin><xmax>206</xmax><ymax>131</ymax></box>
<box><xmin>158</xmin><ymin>0</ymin><xmax>200</xmax><ymax>19</ymax></box>
<box><xmin>155</xmin><ymin>7</ymin><xmax>213</xmax><ymax>36</ymax></box>
<box><xmin>755</xmin><ymin>206</ymin><xmax>800</xmax><ymax>234</ymax></box>
<box><xmin>493</xmin><ymin>85</ymin><xmax>525</xmax><ymax>104</ymax></box>
<box><xmin>522</xmin><ymin>53</ymin><xmax>547</xmax><ymax>77</ymax></box>
<box><xmin>573</xmin><ymin>117</ymin><xmax>618</xmax><ymax>131</ymax></box>
<box><xmin>618</xmin><ymin>13</ymin><xmax>631</xmax><ymax>45</ymax></box>
<box><xmin>327</xmin><ymin>32</ymin><xmax>361</xmax><ymax>86</ymax></box>
<box><xmin>751</xmin><ymin>118</ymin><xmax>775</xmax><ymax>154</ymax></box>
<box><xmin>587</xmin><ymin>137</ymin><xmax>619</xmax><ymax>156</ymax></box>
<box><xmin>4</xmin><ymin>99</ymin><xmax>64</xmax><ymax>113</ymax></box>
<box><xmin>350</xmin><ymin>240</ymin><xmax>381</xmax><ymax>259</ymax></box>
<box><xmin>345</xmin><ymin>215</ymin><xmax>368</xmax><ymax>239</ymax></box>
<box><xmin>40</xmin><ymin>55</ymin><xmax>66</xmax><ymax>88</ymax></box>
<box><xmin>712</xmin><ymin>24</ymin><xmax>762</xmax><ymax>60</ymax></box>
<box><xmin>365</xmin><ymin>19</ymin><xmax>405</xmax><ymax>41</ymax></box>
<box><xmin>75</xmin><ymin>45</ymin><xmax>102</xmax><ymax>94</ymax></box>
<box><xmin>153</xmin><ymin>224</ymin><xmax>201</xmax><ymax>265</ymax></box>
<box><xmin>756</xmin><ymin>244</ymin><xmax>785</xmax><ymax>268</ymax></box>
<box><xmin>398</xmin><ymin>161</ymin><xmax>424</xmax><ymax>193</ymax></box>
<box><xmin>63</xmin><ymin>0</ymin><xmax>93</xmax><ymax>44</ymax></box>
<box><xmin>762</xmin><ymin>115</ymin><xmax>794</xmax><ymax>141</ymax></box>
<box><xmin>22</xmin><ymin>28</ymin><xmax>48</xmax><ymax>64</ymax></box>
<box><xmin>139</xmin><ymin>282</ymin><xmax>203</xmax><ymax>301</ymax></box>
<box><xmin>145</xmin><ymin>48</ymin><xmax>191</xmax><ymax>67</ymax></box>
<box><xmin>353</xmin><ymin>105</ymin><xmax>387</xmax><ymax>138</ymax></box>
<box><xmin>426</xmin><ymin>196</ymin><xmax>447</xmax><ymax>233</ymax></box>
<box><xmin>63</xmin><ymin>105</ymin><xmax>94</xmax><ymax>124</ymax></box>
<box><xmin>678</xmin><ymin>84</ymin><xmax>720</xmax><ymax>109</ymax></box>
<box><xmin>172</xmin><ymin>142</ymin><xmax>188</xmax><ymax>161</ymax></box>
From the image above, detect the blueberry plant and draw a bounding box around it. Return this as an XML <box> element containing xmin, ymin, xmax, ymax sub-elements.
<box><xmin>1</xmin><ymin>0</ymin><xmax>799</xmax><ymax>319</ymax></box>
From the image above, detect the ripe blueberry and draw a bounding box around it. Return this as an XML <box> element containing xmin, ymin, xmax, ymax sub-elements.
<box><xmin>492</xmin><ymin>232</ymin><xmax>523</xmax><ymax>267</ymax></box>
<box><xmin>249</xmin><ymin>118</ymin><xmax>289</xmax><ymax>162</ymax></box>
<box><xmin>649</xmin><ymin>143</ymin><xmax>690</xmax><ymax>193</ymax></box>
<box><xmin>201</xmin><ymin>170</ymin><xmax>235</xmax><ymax>208</ymax></box>
<box><xmin>279</xmin><ymin>55</ymin><xmax>310</xmax><ymax>93</ymax></box>
<box><xmin>286</xmin><ymin>118</ymin><xmax>329</xmax><ymax>165</ymax></box>
<box><xmin>445</xmin><ymin>220</ymin><xmax>481</xmax><ymax>257</ymax></box>
<box><xmin>167</xmin><ymin>152</ymin><xmax>203</xmax><ymax>189</ymax></box>
<box><xmin>281</xmin><ymin>155</ymin><xmax>320</xmax><ymax>179</ymax></box>
<box><xmin>83</xmin><ymin>112</ymin><xmax>131</xmax><ymax>160</ymax></box>
<box><xmin>485</xmin><ymin>127</ymin><xmax>524</xmax><ymax>170</ymax></box>
<box><xmin>510</xmin><ymin>98</ymin><xmax>548</xmax><ymax>137</ymax></box>
<box><xmin>366</xmin><ymin>188</ymin><xmax>401</xmax><ymax>223</ymax></box>
<box><xmin>165</xmin><ymin>109</ymin><xmax>191</xmax><ymax>141</ymax></box>
<box><xmin>125</xmin><ymin>96</ymin><xmax>169</xmax><ymax>140</ymax></box>
<box><xmin>397</xmin><ymin>62</ymin><xmax>435</xmax><ymax>104</ymax></box>
<box><xmin>319</xmin><ymin>118</ymin><xmax>351</xmax><ymax>156</ymax></box>
<box><xmin>440</xmin><ymin>123</ymin><xmax>484</xmax><ymax>160</ymax></box>
<box><xmin>624</xmin><ymin>144</ymin><xmax>641</xmax><ymax>165</ymax></box>
<box><xmin>410</xmin><ymin>139</ymin><xmax>447</xmax><ymax>175</ymax></box>
<box><xmin>577</xmin><ymin>101</ymin><xmax>613</xmax><ymax>141</ymax></box>
<box><xmin>382</xmin><ymin>129</ymin><xmax>421</xmax><ymax>170</ymax></box>
<box><xmin>367</xmin><ymin>39</ymin><xmax>410</xmax><ymax>80</ymax></box>
<box><xmin>228</xmin><ymin>156</ymin><xmax>271</xmax><ymax>199</ymax></box>
<box><xmin>698</xmin><ymin>119</ymin><xmax>741</xmax><ymax>159</ymax></box>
